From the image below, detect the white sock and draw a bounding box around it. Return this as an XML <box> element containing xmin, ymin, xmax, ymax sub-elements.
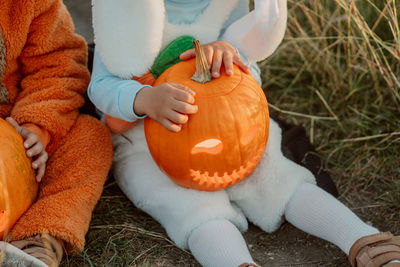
<box><xmin>188</xmin><ymin>219</ymin><xmax>255</xmax><ymax>267</ymax></box>
<box><xmin>285</xmin><ymin>183</ymin><xmax>379</xmax><ymax>255</ymax></box>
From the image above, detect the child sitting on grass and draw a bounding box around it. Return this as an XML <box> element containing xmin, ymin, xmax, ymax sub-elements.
<box><xmin>0</xmin><ymin>0</ymin><xmax>113</xmax><ymax>266</ymax></box>
<box><xmin>89</xmin><ymin>0</ymin><xmax>400</xmax><ymax>266</ymax></box>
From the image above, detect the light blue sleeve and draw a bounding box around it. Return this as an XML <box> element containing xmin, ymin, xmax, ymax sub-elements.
<box><xmin>237</xmin><ymin>50</ymin><xmax>262</xmax><ymax>86</ymax></box>
<box><xmin>220</xmin><ymin>0</ymin><xmax>262</xmax><ymax>86</ymax></box>
<box><xmin>88</xmin><ymin>50</ymin><xmax>149</xmax><ymax>121</ymax></box>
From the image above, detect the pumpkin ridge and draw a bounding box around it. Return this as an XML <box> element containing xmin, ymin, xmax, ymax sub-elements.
<box><xmin>0</xmin><ymin>160</ymin><xmax>9</xmax><ymax>237</ymax></box>
<box><xmin>163</xmin><ymin>67</ymin><xmax>244</xmax><ymax>98</ymax></box>
<box><xmin>199</xmin><ymin>72</ymin><xmax>243</xmax><ymax>98</ymax></box>
<box><xmin>189</xmin><ymin>145</ymin><xmax>265</xmax><ymax>190</ymax></box>
<box><xmin>0</xmin><ymin>154</ymin><xmax>10</xmax><ymax>238</ymax></box>
<box><xmin>225</xmin><ymin>91</ymin><xmax>243</xmax><ymax>166</ymax></box>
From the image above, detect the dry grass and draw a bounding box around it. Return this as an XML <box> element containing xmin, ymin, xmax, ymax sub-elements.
<box><xmin>261</xmin><ymin>0</ymin><xmax>400</xmax><ymax>209</ymax></box>
<box><xmin>62</xmin><ymin>0</ymin><xmax>399</xmax><ymax>266</ymax></box>
<box><xmin>62</xmin><ymin>182</ymin><xmax>198</xmax><ymax>266</ymax></box>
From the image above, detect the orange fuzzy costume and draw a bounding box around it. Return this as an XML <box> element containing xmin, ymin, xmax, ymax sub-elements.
<box><xmin>0</xmin><ymin>0</ymin><xmax>113</xmax><ymax>252</ymax></box>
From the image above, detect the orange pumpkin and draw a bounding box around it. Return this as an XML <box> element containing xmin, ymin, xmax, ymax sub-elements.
<box><xmin>144</xmin><ymin>41</ymin><xmax>269</xmax><ymax>191</ymax></box>
<box><xmin>0</xmin><ymin>118</ymin><xmax>38</xmax><ymax>239</ymax></box>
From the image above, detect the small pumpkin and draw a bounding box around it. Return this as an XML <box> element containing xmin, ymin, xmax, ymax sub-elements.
<box><xmin>0</xmin><ymin>118</ymin><xmax>38</xmax><ymax>239</ymax></box>
<box><xmin>144</xmin><ymin>40</ymin><xmax>269</xmax><ymax>191</ymax></box>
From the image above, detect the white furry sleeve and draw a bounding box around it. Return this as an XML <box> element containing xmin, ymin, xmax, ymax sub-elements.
<box><xmin>221</xmin><ymin>0</ymin><xmax>287</xmax><ymax>62</ymax></box>
<box><xmin>92</xmin><ymin>0</ymin><xmax>165</xmax><ymax>79</ymax></box>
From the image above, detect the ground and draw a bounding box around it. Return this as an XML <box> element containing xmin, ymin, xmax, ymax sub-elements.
<box><xmin>61</xmin><ymin>1</ymin><xmax>399</xmax><ymax>266</ymax></box>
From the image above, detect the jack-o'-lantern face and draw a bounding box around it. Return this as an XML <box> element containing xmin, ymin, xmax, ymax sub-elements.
<box><xmin>144</xmin><ymin>59</ymin><xmax>269</xmax><ymax>191</ymax></box>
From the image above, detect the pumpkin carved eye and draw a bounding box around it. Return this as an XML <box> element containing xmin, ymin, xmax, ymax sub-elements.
<box><xmin>191</xmin><ymin>139</ymin><xmax>223</xmax><ymax>155</ymax></box>
<box><xmin>240</xmin><ymin>124</ymin><xmax>262</xmax><ymax>146</ymax></box>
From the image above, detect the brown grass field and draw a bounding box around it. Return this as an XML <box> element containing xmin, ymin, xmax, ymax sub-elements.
<box><xmin>61</xmin><ymin>0</ymin><xmax>399</xmax><ymax>266</ymax></box>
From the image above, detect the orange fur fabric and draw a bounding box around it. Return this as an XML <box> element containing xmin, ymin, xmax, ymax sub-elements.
<box><xmin>0</xmin><ymin>0</ymin><xmax>113</xmax><ymax>252</ymax></box>
<box><xmin>0</xmin><ymin>0</ymin><xmax>88</xmax><ymax>154</ymax></box>
<box><xmin>10</xmin><ymin>115</ymin><xmax>113</xmax><ymax>252</ymax></box>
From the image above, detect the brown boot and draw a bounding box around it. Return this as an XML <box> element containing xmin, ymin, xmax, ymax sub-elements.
<box><xmin>9</xmin><ymin>233</ymin><xmax>63</xmax><ymax>267</ymax></box>
<box><xmin>349</xmin><ymin>232</ymin><xmax>400</xmax><ymax>267</ymax></box>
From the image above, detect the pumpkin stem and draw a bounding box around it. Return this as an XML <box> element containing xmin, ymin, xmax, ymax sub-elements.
<box><xmin>191</xmin><ymin>40</ymin><xmax>212</xmax><ymax>83</ymax></box>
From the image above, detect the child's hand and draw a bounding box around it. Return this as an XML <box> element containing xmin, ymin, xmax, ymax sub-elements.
<box><xmin>6</xmin><ymin>117</ymin><xmax>48</xmax><ymax>182</ymax></box>
<box><xmin>134</xmin><ymin>83</ymin><xmax>198</xmax><ymax>132</ymax></box>
<box><xmin>180</xmin><ymin>40</ymin><xmax>250</xmax><ymax>78</ymax></box>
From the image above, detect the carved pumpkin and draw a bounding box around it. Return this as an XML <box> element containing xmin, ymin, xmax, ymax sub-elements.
<box><xmin>144</xmin><ymin>41</ymin><xmax>269</xmax><ymax>191</ymax></box>
<box><xmin>0</xmin><ymin>118</ymin><xmax>38</xmax><ymax>239</ymax></box>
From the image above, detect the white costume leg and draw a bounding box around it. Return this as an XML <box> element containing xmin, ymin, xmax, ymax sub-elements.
<box><xmin>227</xmin><ymin>119</ymin><xmax>316</xmax><ymax>232</ymax></box>
<box><xmin>188</xmin><ymin>220</ymin><xmax>255</xmax><ymax>267</ymax></box>
<box><xmin>285</xmin><ymin>183</ymin><xmax>379</xmax><ymax>255</ymax></box>
<box><xmin>112</xmin><ymin>121</ymin><xmax>248</xmax><ymax>249</ymax></box>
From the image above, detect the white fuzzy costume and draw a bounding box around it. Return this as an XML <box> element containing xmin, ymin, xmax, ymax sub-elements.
<box><xmin>92</xmin><ymin>0</ymin><xmax>287</xmax><ymax>77</ymax></box>
<box><xmin>92</xmin><ymin>0</ymin><xmax>316</xmax><ymax>249</ymax></box>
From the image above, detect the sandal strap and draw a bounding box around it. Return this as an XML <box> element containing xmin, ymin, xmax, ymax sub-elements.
<box><xmin>383</xmin><ymin>261</ymin><xmax>400</xmax><ymax>267</ymax></box>
<box><xmin>27</xmin><ymin>250</ymin><xmax>60</xmax><ymax>267</ymax></box>
<box><xmin>10</xmin><ymin>234</ymin><xmax>63</xmax><ymax>267</ymax></box>
<box><xmin>371</xmin><ymin>252</ymin><xmax>400</xmax><ymax>267</ymax></box>
<box><xmin>40</xmin><ymin>233</ymin><xmax>63</xmax><ymax>262</ymax></box>
<box><xmin>9</xmin><ymin>239</ymin><xmax>46</xmax><ymax>249</ymax></box>
<box><xmin>238</xmin><ymin>263</ymin><xmax>260</xmax><ymax>267</ymax></box>
<box><xmin>349</xmin><ymin>232</ymin><xmax>400</xmax><ymax>267</ymax></box>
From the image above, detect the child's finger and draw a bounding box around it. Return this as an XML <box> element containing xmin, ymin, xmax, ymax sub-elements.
<box><xmin>32</xmin><ymin>152</ymin><xmax>48</xmax><ymax>170</ymax></box>
<box><xmin>166</xmin><ymin>110</ymin><xmax>188</xmax><ymax>125</ymax></box>
<box><xmin>173</xmin><ymin>89</ymin><xmax>195</xmax><ymax>104</ymax></box>
<box><xmin>223</xmin><ymin>54</ymin><xmax>234</xmax><ymax>76</ymax></box>
<box><xmin>172</xmin><ymin>100</ymin><xmax>198</xmax><ymax>115</ymax></box>
<box><xmin>27</xmin><ymin>142</ymin><xmax>43</xmax><ymax>158</ymax></box>
<box><xmin>162</xmin><ymin>119</ymin><xmax>181</xmax><ymax>133</ymax></box>
<box><xmin>5</xmin><ymin>117</ymin><xmax>22</xmax><ymax>133</ymax></box>
<box><xmin>171</xmin><ymin>83</ymin><xmax>196</xmax><ymax>96</ymax></box>
<box><xmin>204</xmin><ymin>47</ymin><xmax>214</xmax><ymax>69</ymax></box>
<box><xmin>180</xmin><ymin>49</ymin><xmax>195</xmax><ymax>60</ymax></box>
<box><xmin>18</xmin><ymin>127</ymin><xmax>34</xmax><ymax>142</ymax></box>
<box><xmin>35</xmin><ymin>164</ymin><xmax>46</xmax><ymax>183</ymax></box>
<box><xmin>24</xmin><ymin>133</ymin><xmax>38</xmax><ymax>149</ymax></box>
<box><xmin>233</xmin><ymin>56</ymin><xmax>251</xmax><ymax>74</ymax></box>
<box><xmin>211</xmin><ymin>50</ymin><xmax>223</xmax><ymax>78</ymax></box>
<box><xmin>5</xmin><ymin>117</ymin><xmax>34</xmax><ymax>140</ymax></box>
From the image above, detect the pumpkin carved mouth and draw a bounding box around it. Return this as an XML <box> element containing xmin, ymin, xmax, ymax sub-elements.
<box><xmin>189</xmin><ymin>145</ymin><xmax>265</xmax><ymax>190</ymax></box>
<box><xmin>185</xmin><ymin>124</ymin><xmax>265</xmax><ymax>190</ymax></box>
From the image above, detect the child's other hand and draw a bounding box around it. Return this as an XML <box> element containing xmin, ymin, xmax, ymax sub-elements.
<box><xmin>180</xmin><ymin>40</ymin><xmax>250</xmax><ymax>78</ymax></box>
<box><xmin>6</xmin><ymin>117</ymin><xmax>48</xmax><ymax>182</ymax></box>
<box><xmin>134</xmin><ymin>83</ymin><xmax>198</xmax><ymax>132</ymax></box>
